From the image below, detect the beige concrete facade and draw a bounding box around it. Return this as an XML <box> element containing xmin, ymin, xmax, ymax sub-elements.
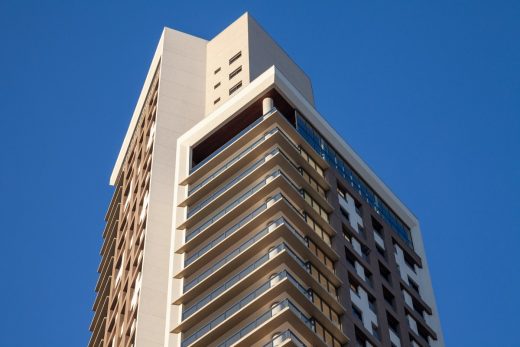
<box><xmin>91</xmin><ymin>12</ymin><xmax>444</xmax><ymax>347</ymax></box>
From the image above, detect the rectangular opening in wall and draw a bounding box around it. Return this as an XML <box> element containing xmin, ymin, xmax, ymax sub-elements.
<box><xmin>214</xmin><ymin>82</ymin><xmax>221</xmax><ymax>89</ymax></box>
<box><xmin>213</xmin><ymin>97</ymin><xmax>220</xmax><ymax>105</ymax></box>
<box><xmin>229</xmin><ymin>81</ymin><xmax>242</xmax><ymax>95</ymax></box>
<box><xmin>229</xmin><ymin>66</ymin><xmax>242</xmax><ymax>80</ymax></box>
<box><xmin>352</xmin><ymin>304</ymin><xmax>363</xmax><ymax>321</ymax></box>
<box><xmin>387</xmin><ymin>312</ymin><xmax>400</xmax><ymax>336</ymax></box>
<box><xmin>229</xmin><ymin>51</ymin><xmax>242</xmax><ymax>65</ymax></box>
<box><xmin>214</xmin><ymin>67</ymin><xmax>221</xmax><ymax>74</ymax></box>
<box><xmin>379</xmin><ymin>262</ymin><xmax>392</xmax><ymax>284</ymax></box>
<box><xmin>383</xmin><ymin>286</ymin><xmax>395</xmax><ymax>309</ymax></box>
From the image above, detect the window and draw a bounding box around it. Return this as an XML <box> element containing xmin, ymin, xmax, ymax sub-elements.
<box><xmin>229</xmin><ymin>65</ymin><xmax>242</xmax><ymax>79</ymax></box>
<box><xmin>361</xmin><ymin>244</ymin><xmax>370</xmax><ymax>262</ymax></box>
<box><xmin>372</xmin><ymin>323</ymin><xmax>380</xmax><ymax>340</ymax></box>
<box><xmin>213</xmin><ymin>97</ymin><xmax>220</xmax><ymax>105</ymax></box>
<box><xmin>404</xmin><ymin>252</ymin><xmax>417</xmax><ymax>273</ymax></box>
<box><xmin>308</xmin><ymin>239</ymin><xmax>334</xmax><ymax>271</ymax></box>
<box><xmin>309</xmin><ymin>263</ymin><xmax>337</xmax><ymax>297</ymax></box>
<box><xmin>300</xmin><ymin>147</ymin><xmax>324</xmax><ymax>177</ymax></box>
<box><xmin>213</xmin><ymin>82</ymin><xmax>221</xmax><ymax>89</ymax></box>
<box><xmin>337</xmin><ymin>186</ymin><xmax>346</xmax><ymax>199</ymax></box>
<box><xmin>343</xmin><ymin>226</ymin><xmax>352</xmax><ymax>243</ymax></box>
<box><xmin>305</xmin><ymin>213</ymin><xmax>331</xmax><ymax>246</ymax></box>
<box><xmin>301</xmin><ymin>169</ymin><xmax>326</xmax><ymax>197</ymax></box>
<box><xmin>387</xmin><ymin>312</ymin><xmax>400</xmax><ymax>336</ymax></box>
<box><xmin>379</xmin><ymin>262</ymin><xmax>391</xmax><ymax>284</ymax></box>
<box><xmin>345</xmin><ymin>247</ymin><xmax>356</xmax><ymax>267</ymax></box>
<box><xmin>229</xmin><ymin>81</ymin><xmax>242</xmax><ymax>95</ymax></box>
<box><xmin>413</xmin><ymin>299</ymin><xmax>425</xmax><ymax>318</ymax></box>
<box><xmin>303</xmin><ymin>191</ymin><xmax>329</xmax><ymax>222</ymax></box>
<box><xmin>365</xmin><ymin>271</ymin><xmax>373</xmax><ymax>288</ymax></box>
<box><xmin>295</xmin><ymin>112</ymin><xmax>414</xmax><ymax>249</ymax></box>
<box><xmin>214</xmin><ymin>67</ymin><xmax>221</xmax><ymax>74</ymax></box>
<box><xmin>408</xmin><ymin>276</ymin><xmax>420</xmax><ymax>294</ymax></box>
<box><xmin>372</xmin><ymin>217</ymin><xmax>383</xmax><ymax>236</ymax></box>
<box><xmin>352</xmin><ymin>304</ymin><xmax>363</xmax><ymax>321</ymax></box>
<box><xmin>355</xmin><ymin>200</ymin><xmax>363</xmax><ymax>216</ymax></box>
<box><xmin>368</xmin><ymin>295</ymin><xmax>377</xmax><ymax>313</ymax></box>
<box><xmin>376</xmin><ymin>243</ymin><xmax>386</xmax><ymax>259</ymax></box>
<box><xmin>229</xmin><ymin>51</ymin><xmax>242</xmax><ymax>64</ymax></box>
<box><xmin>358</xmin><ymin>224</ymin><xmax>365</xmax><ymax>238</ymax></box>
<box><xmin>340</xmin><ymin>206</ymin><xmax>349</xmax><ymax>221</ymax></box>
<box><xmin>383</xmin><ymin>286</ymin><xmax>395</xmax><ymax>309</ymax></box>
<box><xmin>349</xmin><ymin>277</ymin><xmax>360</xmax><ymax>295</ymax></box>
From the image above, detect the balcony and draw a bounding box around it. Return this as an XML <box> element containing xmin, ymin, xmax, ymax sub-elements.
<box><xmin>179</xmin><ymin>191</ymin><xmax>337</xmax><ymax>272</ymax></box>
<box><xmin>182</xmin><ymin>292</ymin><xmax>346</xmax><ymax>347</ymax></box>
<box><xmin>179</xmin><ymin>172</ymin><xmax>333</xmax><ymax>255</ymax></box>
<box><xmin>181</xmin><ymin>109</ymin><xmax>328</xmax><ymax>191</ymax></box>
<box><xmin>178</xmin><ymin>214</ymin><xmax>341</xmax><ymax>299</ymax></box>
<box><xmin>181</xmin><ymin>270</ymin><xmax>311</xmax><ymax>345</ymax></box>
<box><xmin>262</xmin><ymin>329</ymin><xmax>307</xmax><ymax>347</ymax></box>
<box><xmin>183</xmin><ymin>147</ymin><xmax>330</xmax><ymax>229</ymax></box>
<box><xmin>174</xmin><ymin>236</ymin><xmax>343</xmax><ymax>318</ymax></box>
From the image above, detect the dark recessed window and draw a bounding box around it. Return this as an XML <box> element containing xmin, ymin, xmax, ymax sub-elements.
<box><xmin>229</xmin><ymin>51</ymin><xmax>242</xmax><ymax>65</ymax></box>
<box><xmin>379</xmin><ymin>262</ymin><xmax>392</xmax><ymax>284</ymax></box>
<box><xmin>213</xmin><ymin>97</ymin><xmax>220</xmax><ymax>105</ymax></box>
<box><xmin>387</xmin><ymin>312</ymin><xmax>400</xmax><ymax>335</ymax></box>
<box><xmin>383</xmin><ymin>286</ymin><xmax>395</xmax><ymax>309</ymax></box>
<box><xmin>408</xmin><ymin>276</ymin><xmax>420</xmax><ymax>294</ymax></box>
<box><xmin>229</xmin><ymin>65</ymin><xmax>242</xmax><ymax>80</ymax></box>
<box><xmin>214</xmin><ymin>67</ymin><xmax>221</xmax><ymax>74</ymax></box>
<box><xmin>214</xmin><ymin>82</ymin><xmax>221</xmax><ymax>89</ymax></box>
<box><xmin>340</xmin><ymin>207</ymin><xmax>350</xmax><ymax>221</ymax></box>
<box><xmin>352</xmin><ymin>304</ymin><xmax>363</xmax><ymax>321</ymax></box>
<box><xmin>229</xmin><ymin>81</ymin><xmax>242</xmax><ymax>95</ymax></box>
<box><xmin>376</xmin><ymin>244</ymin><xmax>386</xmax><ymax>259</ymax></box>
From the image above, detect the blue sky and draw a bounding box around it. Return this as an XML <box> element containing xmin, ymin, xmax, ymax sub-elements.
<box><xmin>1</xmin><ymin>1</ymin><xmax>519</xmax><ymax>346</ymax></box>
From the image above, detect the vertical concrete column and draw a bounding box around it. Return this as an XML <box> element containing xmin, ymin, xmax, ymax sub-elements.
<box><xmin>263</xmin><ymin>97</ymin><xmax>274</xmax><ymax>114</ymax></box>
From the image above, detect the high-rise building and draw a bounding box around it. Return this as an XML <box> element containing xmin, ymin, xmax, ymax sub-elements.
<box><xmin>89</xmin><ymin>13</ymin><xmax>444</xmax><ymax>347</ymax></box>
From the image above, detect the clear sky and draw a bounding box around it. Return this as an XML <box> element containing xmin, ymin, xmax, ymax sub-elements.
<box><xmin>0</xmin><ymin>1</ymin><xmax>518</xmax><ymax>346</ymax></box>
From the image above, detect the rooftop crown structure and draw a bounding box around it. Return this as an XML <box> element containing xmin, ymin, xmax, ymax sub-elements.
<box><xmin>90</xmin><ymin>13</ymin><xmax>444</xmax><ymax>347</ymax></box>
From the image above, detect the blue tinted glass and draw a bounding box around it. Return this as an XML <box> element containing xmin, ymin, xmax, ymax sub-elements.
<box><xmin>295</xmin><ymin>113</ymin><xmax>413</xmax><ymax>248</ymax></box>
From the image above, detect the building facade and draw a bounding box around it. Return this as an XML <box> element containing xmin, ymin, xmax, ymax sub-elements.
<box><xmin>89</xmin><ymin>13</ymin><xmax>444</xmax><ymax>347</ymax></box>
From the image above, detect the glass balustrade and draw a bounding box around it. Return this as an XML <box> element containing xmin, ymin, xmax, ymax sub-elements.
<box><xmin>214</xmin><ymin>299</ymin><xmax>314</xmax><ymax>347</ymax></box>
<box><xmin>184</xmin><ymin>221</ymin><xmax>307</xmax><ymax>292</ymax></box>
<box><xmin>190</xmin><ymin>108</ymin><xmax>277</xmax><ymax>174</ymax></box>
<box><xmin>187</xmin><ymin>148</ymin><xmax>280</xmax><ymax>218</ymax></box>
<box><xmin>185</xmin><ymin>168</ymin><xmax>305</xmax><ymax>243</ymax></box>
<box><xmin>182</xmin><ymin>270</ymin><xmax>311</xmax><ymax>347</ymax></box>
<box><xmin>262</xmin><ymin>330</ymin><xmax>307</xmax><ymax>347</ymax></box>
<box><xmin>185</xmin><ymin>171</ymin><xmax>279</xmax><ymax>242</ymax></box>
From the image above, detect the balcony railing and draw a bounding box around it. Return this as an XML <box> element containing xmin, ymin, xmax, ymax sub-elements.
<box><xmin>182</xmin><ymin>271</ymin><xmax>310</xmax><ymax>346</ymax></box>
<box><xmin>184</xmin><ymin>201</ymin><xmax>269</xmax><ymax>266</ymax></box>
<box><xmin>185</xmin><ymin>171</ymin><xmax>278</xmax><ymax>242</ymax></box>
<box><xmin>183</xmin><ymin>242</ymin><xmax>340</xmax><ymax>329</ymax></box>
<box><xmin>187</xmin><ymin>152</ymin><xmax>270</xmax><ymax>218</ymax></box>
<box><xmin>187</xmin><ymin>146</ymin><xmax>297</xmax><ymax>218</ymax></box>
<box><xmin>215</xmin><ymin>299</ymin><xmax>314</xmax><ymax>347</ymax></box>
<box><xmin>182</xmin><ymin>240</ymin><xmax>309</xmax><ymax>318</ymax></box>
<box><xmin>190</xmin><ymin>108</ymin><xmax>277</xmax><ymax>175</ymax></box>
<box><xmin>184</xmin><ymin>220</ymin><xmax>307</xmax><ymax>292</ymax></box>
<box><xmin>185</xmin><ymin>167</ymin><xmax>304</xmax><ymax>242</ymax></box>
<box><xmin>262</xmin><ymin>329</ymin><xmax>307</xmax><ymax>347</ymax></box>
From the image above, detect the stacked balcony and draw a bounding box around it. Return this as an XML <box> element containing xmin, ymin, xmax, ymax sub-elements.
<box><xmin>174</xmin><ymin>106</ymin><xmax>348</xmax><ymax>347</ymax></box>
